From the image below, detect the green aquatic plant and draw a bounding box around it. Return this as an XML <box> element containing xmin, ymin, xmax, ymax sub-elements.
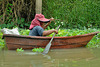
<box><xmin>32</xmin><ymin>48</ymin><xmax>44</xmax><ymax>52</ymax></box>
<box><xmin>16</xmin><ymin>48</ymin><xmax>24</xmax><ymax>52</ymax></box>
<box><xmin>19</xmin><ymin>28</ymin><xmax>30</xmax><ymax>35</ymax></box>
<box><xmin>87</xmin><ymin>33</ymin><xmax>100</xmax><ymax>48</ymax></box>
<box><xmin>0</xmin><ymin>30</ymin><xmax>5</xmax><ymax>49</ymax></box>
<box><xmin>47</xmin><ymin>28</ymin><xmax>100</xmax><ymax>37</ymax></box>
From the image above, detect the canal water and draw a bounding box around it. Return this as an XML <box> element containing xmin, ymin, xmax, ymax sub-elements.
<box><xmin>0</xmin><ymin>48</ymin><xmax>100</xmax><ymax>67</ymax></box>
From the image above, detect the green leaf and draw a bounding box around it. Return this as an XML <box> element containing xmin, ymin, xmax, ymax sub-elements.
<box><xmin>16</xmin><ymin>48</ymin><xmax>24</xmax><ymax>52</ymax></box>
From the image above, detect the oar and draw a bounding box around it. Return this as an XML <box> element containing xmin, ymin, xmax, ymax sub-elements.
<box><xmin>42</xmin><ymin>25</ymin><xmax>60</xmax><ymax>55</ymax></box>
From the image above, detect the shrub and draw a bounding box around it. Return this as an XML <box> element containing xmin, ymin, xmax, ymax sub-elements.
<box><xmin>43</xmin><ymin>0</ymin><xmax>100</xmax><ymax>29</ymax></box>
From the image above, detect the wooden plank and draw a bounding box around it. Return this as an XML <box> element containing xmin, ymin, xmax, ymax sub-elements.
<box><xmin>36</xmin><ymin>0</ymin><xmax>42</xmax><ymax>14</ymax></box>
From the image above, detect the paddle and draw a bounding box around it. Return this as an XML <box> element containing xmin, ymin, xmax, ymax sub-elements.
<box><xmin>42</xmin><ymin>25</ymin><xmax>60</xmax><ymax>55</ymax></box>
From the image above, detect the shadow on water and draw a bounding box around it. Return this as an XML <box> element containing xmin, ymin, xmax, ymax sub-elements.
<box><xmin>0</xmin><ymin>48</ymin><xmax>100</xmax><ymax>67</ymax></box>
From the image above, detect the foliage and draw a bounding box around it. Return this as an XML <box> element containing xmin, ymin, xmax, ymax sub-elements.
<box><xmin>87</xmin><ymin>33</ymin><xmax>100</xmax><ymax>48</ymax></box>
<box><xmin>19</xmin><ymin>28</ymin><xmax>30</xmax><ymax>35</ymax></box>
<box><xmin>43</xmin><ymin>0</ymin><xmax>100</xmax><ymax>29</ymax></box>
<box><xmin>0</xmin><ymin>0</ymin><xmax>100</xmax><ymax>29</ymax></box>
<box><xmin>47</xmin><ymin>28</ymin><xmax>99</xmax><ymax>37</ymax></box>
<box><xmin>16</xmin><ymin>48</ymin><xmax>24</xmax><ymax>52</ymax></box>
<box><xmin>32</xmin><ymin>48</ymin><xmax>44</xmax><ymax>52</ymax></box>
<box><xmin>0</xmin><ymin>18</ymin><xmax>31</xmax><ymax>29</ymax></box>
<box><xmin>0</xmin><ymin>0</ymin><xmax>35</xmax><ymax>29</ymax></box>
<box><xmin>16</xmin><ymin>18</ymin><xmax>31</xmax><ymax>28</ymax></box>
<box><xmin>0</xmin><ymin>29</ymin><xmax>5</xmax><ymax>49</ymax></box>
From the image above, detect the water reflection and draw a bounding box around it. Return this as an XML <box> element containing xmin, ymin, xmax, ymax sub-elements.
<box><xmin>0</xmin><ymin>48</ymin><xmax>100</xmax><ymax>67</ymax></box>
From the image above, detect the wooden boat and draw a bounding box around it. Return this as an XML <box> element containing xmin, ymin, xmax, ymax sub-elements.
<box><xmin>3</xmin><ymin>32</ymin><xmax>99</xmax><ymax>50</ymax></box>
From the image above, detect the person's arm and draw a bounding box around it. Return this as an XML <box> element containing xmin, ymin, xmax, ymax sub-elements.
<box><xmin>43</xmin><ymin>22</ymin><xmax>51</xmax><ymax>29</ymax></box>
<box><xmin>42</xmin><ymin>29</ymin><xmax>58</xmax><ymax>36</ymax></box>
<box><xmin>43</xmin><ymin>18</ymin><xmax>54</xmax><ymax>29</ymax></box>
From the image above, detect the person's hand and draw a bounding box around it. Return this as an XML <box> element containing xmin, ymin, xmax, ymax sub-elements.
<box><xmin>50</xmin><ymin>17</ymin><xmax>54</xmax><ymax>21</ymax></box>
<box><xmin>53</xmin><ymin>29</ymin><xmax>58</xmax><ymax>34</ymax></box>
<box><xmin>54</xmin><ymin>30</ymin><xmax>58</xmax><ymax>34</ymax></box>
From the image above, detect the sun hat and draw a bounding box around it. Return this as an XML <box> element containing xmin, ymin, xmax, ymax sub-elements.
<box><xmin>36</xmin><ymin>14</ymin><xmax>50</xmax><ymax>23</ymax></box>
<box><xmin>29</xmin><ymin>14</ymin><xmax>50</xmax><ymax>30</ymax></box>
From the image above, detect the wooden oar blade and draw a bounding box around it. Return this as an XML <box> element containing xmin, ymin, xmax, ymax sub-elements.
<box><xmin>42</xmin><ymin>25</ymin><xmax>60</xmax><ymax>55</ymax></box>
<box><xmin>42</xmin><ymin>42</ymin><xmax>51</xmax><ymax>54</ymax></box>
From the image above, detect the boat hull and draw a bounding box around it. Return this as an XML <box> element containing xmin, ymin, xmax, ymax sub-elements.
<box><xmin>3</xmin><ymin>32</ymin><xmax>99</xmax><ymax>50</ymax></box>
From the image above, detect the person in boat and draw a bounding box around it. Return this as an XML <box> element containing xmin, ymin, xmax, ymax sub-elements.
<box><xmin>29</xmin><ymin>13</ymin><xmax>58</xmax><ymax>36</ymax></box>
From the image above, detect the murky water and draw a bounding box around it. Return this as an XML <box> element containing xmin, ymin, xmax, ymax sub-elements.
<box><xmin>0</xmin><ymin>48</ymin><xmax>100</xmax><ymax>67</ymax></box>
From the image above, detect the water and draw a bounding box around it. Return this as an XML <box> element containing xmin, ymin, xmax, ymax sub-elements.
<box><xmin>0</xmin><ymin>48</ymin><xmax>100</xmax><ymax>67</ymax></box>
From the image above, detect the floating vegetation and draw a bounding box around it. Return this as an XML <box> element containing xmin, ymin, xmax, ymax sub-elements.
<box><xmin>32</xmin><ymin>48</ymin><xmax>44</xmax><ymax>52</ymax></box>
<box><xmin>16</xmin><ymin>48</ymin><xmax>24</xmax><ymax>52</ymax></box>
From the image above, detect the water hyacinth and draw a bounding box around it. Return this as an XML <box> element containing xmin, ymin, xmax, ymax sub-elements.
<box><xmin>32</xmin><ymin>48</ymin><xmax>44</xmax><ymax>52</ymax></box>
<box><xmin>16</xmin><ymin>48</ymin><xmax>24</xmax><ymax>52</ymax></box>
<box><xmin>47</xmin><ymin>28</ymin><xmax>100</xmax><ymax>37</ymax></box>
